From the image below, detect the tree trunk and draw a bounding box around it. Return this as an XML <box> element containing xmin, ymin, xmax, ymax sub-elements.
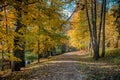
<box><xmin>85</xmin><ymin>0</ymin><xmax>99</xmax><ymax>59</ymax></box>
<box><xmin>88</xmin><ymin>39</ymin><xmax>92</xmax><ymax>56</ymax></box>
<box><xmin>91</xmin><ymin>0</ymin><xmax>99</xmax><ymax>60</ymax></box>
<box><xmin>12</xmin><ymin>0</ymin><xmax>25</xmax><ymax>71</ymax></box>
<box><xmin>4</xmin><ymin>1</ymin><xmax>12</xmax><ymax>69</ymax></box>
<box><xmin>85</xmin><ymin>0</ymin><xmax>93</xmax><ymax>56</ymax></box>
<box><xmin>97</xmin><ymin>0</ymin><xmax>104</xmax><ymax>55</ymax></box>
<box><xmin>101</xmin><ymin>0</ymin><xmax>106</xmax><ymax>57</ymax></box>
<box><xmin>38</xmin><ymin>39</ymin><xmax>40</xmax><ymax>63</ymax></box>
<box><xmin>1</xmin><ymin>47</ymin><xmax>4</xmax><ymax>71</ymax></box>
<box><xmin>13</xmin><ymin>47</ymin><xmax>25</xmax><ymax>71</ymax></box>
<box><xmin>38</xmin><ymin>54</ymin><xmax>40</xmax><ymax>63</ymax></box>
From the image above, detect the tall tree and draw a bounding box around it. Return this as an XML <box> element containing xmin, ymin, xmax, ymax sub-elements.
<box><xmin>12</xmin><ymin>0</ymin><xmax>25</xmax><ymax>71</ymax></box>
<box><xmin>85</xmin><ymin>0</ymin><xmax>99</xmax><ymax>60</ymax></box>
<box><xmin>101</xmin><ymin>0</ymin><xmax>106</xmax><ymax>57</ymax></box>
<box><xmin>84</xmin><ymin>0</ymin><xmax>107</xmax><ymax>60</ymax></box>
<box><xmin>12</xmin><ymin>0</ymin><xmax>35</xmax><ymax>71</ymax></box>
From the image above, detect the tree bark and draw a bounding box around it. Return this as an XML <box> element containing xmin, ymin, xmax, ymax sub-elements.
<box><xmin>97</xmin><ymin>0</ymin><xmax>104</xmax><ymax>55</ymax></box>
<box><xmin>12</xmin><ymin>0</ymin><xmax>25</xmax><ymax>71</ymax></box>
<box><xmin>85</xmin><ymin>0</ymin><xmax>103</xmax><ymax>60</ymax></box>
<box><xmin>38</xmin><ymin>39</ymin><xmax>40</xmax><ymax>63</ymax></box>
<box><xmin>85</xmin><ymin>0</ymin><xmax>92</xmax><ymax>41</ymax></box>
<box><xmin>88</xmin><ymin>39</ymin><xmax>92</xmax><ymax>56</ymax></box>
<box><xmin>101</xmin><ymin>0</ymin><xmax>106</xmax><ymax>57</ymax></box>
<box><xmin>1</xmin><ymin>44</ymin><xmax>4</xmax><ymax>71</ymax></box>
<box><xmin>91</xmin><ymin>0</ymin><xmax>99</xmax><ymax>60</ymax></box>
<box><xmin>85</xmin><ymin>0</ymin><xmax>99</xmax><ymax>59</ymax></box>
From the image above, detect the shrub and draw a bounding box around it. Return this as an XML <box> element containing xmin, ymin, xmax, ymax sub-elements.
<box><xmin>104</xmin><ymin>48</ymin><xmax>120</xmax><ymax>65</ymax></box>
<box><xmin>105</xmin><ymin>48</ymin><xmax>120</xmax><ymax>57</ymax></box>
<box><xmin>113</xmin><ymin>57</ymin><xmax>120</xmax><ymax>65</ymax></box>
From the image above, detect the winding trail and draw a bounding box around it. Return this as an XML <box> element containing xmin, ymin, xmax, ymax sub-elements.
<box><xmin>28</xmin><ymin>51</ymin><xmax>87</xmax><ymax>80</ymax></box>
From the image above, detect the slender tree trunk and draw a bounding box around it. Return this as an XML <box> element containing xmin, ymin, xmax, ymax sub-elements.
<box><xmin>97</xmin><ymin>0</ymin><xmax>104</xmax><ymax>55</ymax></box>
<box><xmin>38</xmin><ymin>39</ymin><xmax>40</xmax><ymax>63</ymax></box>
<box><xmin>85</xmin><ymin>0</ymin><xmax>99</xmax><ymax>59</ymax></box>
<box><xmin>85</xmin><ymin>0</ymin><xmax>92</xmax><ymax>41</ymax></box>
<box><xmin>101</xmin><ymin>0</ymin><xmax>106</xmax><ymax>57</ymax></box>
<box><xmin>85</xmin><ymin>0</ymin><xmax>93</xmax><ymax>52</ymax></box>
<box><xmin>1</xmin><ymin>44</ymin><xmax>4</xmax><ymax>71</ymax></box>
<box><xmin>91</xmin><ymin>0</ymin><xmax>99</xmax><ymax>60</ymax></box>
<box><xmin>3</xmin><ymin>1</ymin><xmax>12</xmax><ymax>69</ymax></box>
<box><xmin>88</xmin><ymin>39</ymin><xmax>92</xmax><ymax>56</ymax></box>
<box><xmin>38</xmin><ymin>54</ymin><xmax>40</xmax><ymax>63</ymax></box>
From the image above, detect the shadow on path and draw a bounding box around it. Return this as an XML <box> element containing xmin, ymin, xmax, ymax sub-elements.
<box><xmin>28</xmin><ymin>51</ymin><xmax>87</xmax><ymax>80</ymax></box>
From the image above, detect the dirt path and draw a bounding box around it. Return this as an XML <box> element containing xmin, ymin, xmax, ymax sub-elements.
<box><xmin>1</xmin><ymin>51</ymin><xmax>120</xmax><ymax>80</ymax></box>
<box><xmin>28</xmin><ymin>51</ymin><xmax>87</xmax><ymax>80</ymax></box>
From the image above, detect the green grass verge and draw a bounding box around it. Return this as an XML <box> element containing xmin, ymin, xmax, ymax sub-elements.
<box><xmin>103</xmin><ymin>48</ymin><xmax>120</xmax><ymax>65</ymax></box>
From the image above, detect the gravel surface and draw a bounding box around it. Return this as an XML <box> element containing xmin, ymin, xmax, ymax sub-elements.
<box><xmin>28</xmin><ymin>51</ymin><xmax>87</xmax><ymax>80</ymax></box>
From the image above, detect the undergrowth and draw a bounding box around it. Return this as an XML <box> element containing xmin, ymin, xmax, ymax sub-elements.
<box><xmin>78</xmin><ymin>48</ymin><xmax>120</xmax><ymax>80</ymax></box>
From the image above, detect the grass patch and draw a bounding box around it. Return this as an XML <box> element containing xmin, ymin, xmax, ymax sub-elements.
<box><xmin>105</xmin><ymin>48</ymin><xmax>120</xmax><ymax>57</ymax></box>
<box><xmin>78</xmin><ymin>48</ymin><xmax>120</xmax><ymax>80</ymax></box>
<box><xmin>103</xmin><ymin>48</ymin><xmax>120</xmax><ymax>65</ymax></box>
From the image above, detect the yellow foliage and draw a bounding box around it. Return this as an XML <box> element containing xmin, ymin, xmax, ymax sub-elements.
<box><xmin>68</xmin><ymin>9</ymin><xmax>89</xmax><ymax>49</ymax></box>
<box><xmin>105</xmin><ymin>13</ymin><xmax>119</xmax><ymax>47</ymax></box>
<box><xmin>4</xmin><ymin>53</ymin><xmax>21</xmax><ymax>62</ymax></box>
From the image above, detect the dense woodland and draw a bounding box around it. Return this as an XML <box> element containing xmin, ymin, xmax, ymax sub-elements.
<box><xmin>70</xmin><ymin>0</ymin><xmax>120</xmax><ymax>59</ymax></box>
<box><xmin>0</xmin><ymin>0</ymin><xmax>120</xmax><ymax>79</ymax></box>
